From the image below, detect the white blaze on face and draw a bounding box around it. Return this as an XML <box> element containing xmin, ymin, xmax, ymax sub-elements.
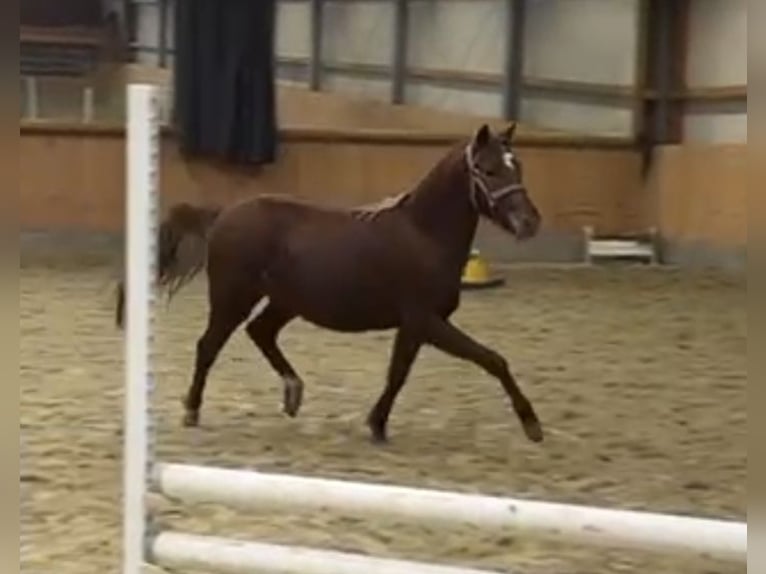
<box><xmin>503</xmin><ymin>151</ymin><xmax>515</xmax><ymax>169</ymax></box>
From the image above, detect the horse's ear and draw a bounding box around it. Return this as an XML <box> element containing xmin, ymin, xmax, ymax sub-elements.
<box><xmin>473</xmin><ymin>124</ymin><xmax>491</xmax><ymax>149</ymax></box>
<box><xmin>502</xmin><ymin>122</ymin><xmax>517</xmax><ymax>146</ymax></box>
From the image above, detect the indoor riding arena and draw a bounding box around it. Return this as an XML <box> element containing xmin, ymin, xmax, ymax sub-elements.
<box><xmin>21</xmin><ymin>2</ymin><xmax>746</xmax><ymax>574</ymax></box>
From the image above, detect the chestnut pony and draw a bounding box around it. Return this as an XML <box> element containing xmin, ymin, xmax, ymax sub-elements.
<box><xmin>116</xmin><ymin>123</ymin><xmax>544</xmax><ymax>444</ymax></box>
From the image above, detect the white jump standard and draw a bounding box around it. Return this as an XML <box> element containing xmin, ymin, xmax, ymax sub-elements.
<box><xmin>583</xmin><ymin>225</ymin><xmax>658</xmax><ymax>264</ymax></box>
<box><xmin>122</xmin><ymin>84</ymin><xmax>746</xmax><ymax>574</ymax></box>
<box><xmin>123</xmin><ymin>84</ymin><xmax>159</xmax><ymax>574</ymax></box>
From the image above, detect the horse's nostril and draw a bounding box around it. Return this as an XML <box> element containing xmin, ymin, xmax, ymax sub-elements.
<box><xmin>522</xmin><ymin>216</ymin><xmax>539</xmax><ymax>238</ymax></box>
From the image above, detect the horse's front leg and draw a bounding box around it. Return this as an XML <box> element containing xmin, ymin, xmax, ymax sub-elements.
<box><xmin>421</xmin><ymin>315</ymin><xmax>543</xmax><ymax>443</ymax></box>
<box><xmin>367</xmin><ymin>328</ymin><xmax>422</xmax><ymax>443</ymax></box>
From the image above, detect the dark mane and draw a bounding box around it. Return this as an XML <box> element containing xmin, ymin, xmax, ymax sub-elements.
<box><xmin>349</xmin><ymin>190</ymin><xmax>413</xmax><ymax>221</ymax></box>
<box><xmin>349</xmin><ymin>140</ymin><xmax>468</xmax><ymax>222</ymax></box>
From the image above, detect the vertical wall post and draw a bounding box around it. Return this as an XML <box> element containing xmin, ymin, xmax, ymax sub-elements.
<box><xmin>667</xmin><ymin>0</ymin><xmax>691</xmax><ymax>142</ymax></box>
<box><xmin>309</xmin><ymin>0</ymin><xmax>323</xmax><ymax>90</ymax></box>
<box><xmin>158</xmin><ymin>0</ymin><xmax>169</xmax><ymax>68</ymax></box>
<box><xmin>502</xmin><ymin>0</ymin><xmax>526</xmax><ymax>120</ymax></box>
<box><xmin>391</xmin><ymin>0</ymin><xmax>409</xmax><ymax>104</ymax></box>
<box><xmin>652</xmin><ymin>0</ymin><xmax>672</xmax><ymax>143</ymax></box>
<box><xmin>646</xmin><ymin>0</ymin><xmax>690</xmax><ymax>145</ymax></box>
<box><xmin>632</xmin><ymin>0</ymin><xmax>651</xmax><ymax>141</ymax></box>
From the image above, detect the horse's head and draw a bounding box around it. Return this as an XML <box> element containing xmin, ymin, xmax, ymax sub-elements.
<box><xmin>464</xmin><ymin>123</ymin><xmax>541</xmax><ymax>240</ymax></box>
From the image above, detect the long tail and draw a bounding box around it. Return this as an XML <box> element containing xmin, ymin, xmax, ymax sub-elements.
<box><xmin>114</xmin><ymin>202</ymin><xmax>221</xmax><ymax>329</ymax></box>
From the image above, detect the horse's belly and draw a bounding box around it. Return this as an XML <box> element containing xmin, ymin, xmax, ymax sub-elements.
<box><xmin>284</xmin><ymin>286</ymin><xmax>400</xmax><ymax>332</ymax></box>
<box><xmin>302</xmin><ymin>300</ymin><xmax>399</xmax><ymax>332</ymax></box>
<box><xmin>267</xmin><ymin>253</ymin><xmax>403</xmax><ymax>332</ymax></box>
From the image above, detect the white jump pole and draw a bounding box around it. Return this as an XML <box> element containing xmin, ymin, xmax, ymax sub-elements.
<box><xmin>122</xmin><ymin>83</ymin><xmax>160</xmax><ymax>574</ymax></box>
<box><xmin>155</xmin><ymin>463</ymin><xmax>747</xmax><ymax>563</ymax></box>
<box><xmin>152</xmin><ymin>532</ymin><xmax>503</xmax><ymax>574</ymax></box>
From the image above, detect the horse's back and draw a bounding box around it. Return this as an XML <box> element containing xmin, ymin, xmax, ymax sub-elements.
<box><xmin>204</xmin><ymin>193</ymin><xmax>456</xmax><ymax>330</ymax></box>
<box><xmin>213</xmin><ymin>194</ymin><xmax>359</xmax><ymax>233</ymax></box>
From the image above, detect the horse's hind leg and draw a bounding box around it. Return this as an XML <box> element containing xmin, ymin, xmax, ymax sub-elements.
<box><xmin>183</xmin><ymin>294</ymin><xmax>259</xmax><ymax>427</ymax></box>
<box><xmin>245</xmin><ymin>303</ymin><xmax>303</xmax><ymax>417</ymax></box>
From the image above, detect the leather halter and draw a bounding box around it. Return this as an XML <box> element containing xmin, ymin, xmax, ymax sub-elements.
<box><xmin>464</xmin><ymin>145</ymin><xmax>526</xmax><ymax>213</ymax></box>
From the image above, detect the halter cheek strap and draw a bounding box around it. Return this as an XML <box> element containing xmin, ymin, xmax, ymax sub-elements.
<box><xmin>464</xmin><ymin>145</ymin><xmax>526</xmax><ymax>212</ymax></box>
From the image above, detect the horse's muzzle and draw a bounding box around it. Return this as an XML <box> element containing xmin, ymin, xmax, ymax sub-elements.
<box><xmin>507</xmin><ymin>212</ymin><xmax>541</xmax><ymax>240</ymax></box>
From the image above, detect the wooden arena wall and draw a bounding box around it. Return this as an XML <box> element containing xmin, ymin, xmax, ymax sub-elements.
<box><xmin>19</xmin><ymin>122</ymin><xmax>645</xmax><ymax>264</ymax></box>
<box><xmin>647</xmin><ymin>143</ymin><xmax>747</xmax><ymax>270</ymax></box>
<box><xmin>19</xmin><ymin>94</ymin><xmax>746</xmax><ymax>269</ymax></box>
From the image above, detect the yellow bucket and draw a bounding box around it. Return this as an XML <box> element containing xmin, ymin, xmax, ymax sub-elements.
<box><xmin>461</xmin><ymin>249</ymin><xmax>505</xmax><ymax>289</ymax></box>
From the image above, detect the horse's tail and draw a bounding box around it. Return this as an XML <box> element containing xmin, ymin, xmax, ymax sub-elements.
<box><xmin>114</xmin><ymin>202</ymin><xmax>222</xmax><ymax>329</ymax></box>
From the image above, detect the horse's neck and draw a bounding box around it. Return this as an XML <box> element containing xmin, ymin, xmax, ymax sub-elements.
<box><xmin>406</xmin><ymin>152</ymin><xmax>478</xmax><ymax>267</ymax></box>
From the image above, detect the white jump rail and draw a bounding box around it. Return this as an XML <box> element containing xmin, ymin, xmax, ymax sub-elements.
<box><xmin>152</xmin><ymin>532</ymin><xmax>501</xmax><ymax>574</ymax></box>
<box><xmin>154</xmin><ymin>462</ymin><xmax>746</xmax><ymax>563</ymax></box>
<box><xmin>122</xmin><ymin>84</ymin><xmax>746</xmax><ymax>574</ymax></box>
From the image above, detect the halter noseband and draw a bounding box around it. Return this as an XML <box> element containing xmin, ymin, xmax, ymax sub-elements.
<box><xmin>464</xmin><ymin>145</ymin><xmax>526</xmax><ymax>213</ymax></box>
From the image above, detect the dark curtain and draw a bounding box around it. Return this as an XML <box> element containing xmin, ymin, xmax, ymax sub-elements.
<box><xmin>173</xmin><ymin>0</ymin><xmax>277</xmax><ymax>165</ymax></box>
<box><xmin>22</xmin><ymin>0</ymin><xmax>102</xmax><ymax>27</ymax></box>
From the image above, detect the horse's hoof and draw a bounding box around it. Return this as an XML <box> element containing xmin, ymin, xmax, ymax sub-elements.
<box><xmin>514</xmin><ymin>399</ymin><xmax>543</xmax><ymax>443</ymax></box>
<box><xmin>370</xmin><ymin>432</ymin><xmax>389</xmax><ymax>445</ymax></box>
<box><xmin>522</xmin><ymin>419</ymin><xmax>544</xmax><ymax>443</ymax></box>
<box><xmin>366</xmin><ymin>418</ymin><xmax>388</xmax><ymax>445</ymax></box>
<box><xmin>182</xmin><ymin>410</ymin><xmax>200</xmax><ymax>427</ymax></box>
<box><xmin>282</xmin><ymin>377</ymin><xmax>303</xmax><ymax>418</ymax></box>
<box><xmin>282</xmin><ymin>395</ymin><xmax>301</xmax><ymax>417</ymax></box>
<box><xmin>282</xmin><ymin>404</ymin><xmax>300</xmax><ymax>418</ymax></box>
